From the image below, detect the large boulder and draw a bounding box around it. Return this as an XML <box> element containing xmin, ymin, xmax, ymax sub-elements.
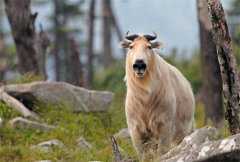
<box><xmin>159</xmin><ymin>127</ymin><xmax>240</xmax><ymax>162</ymax></box>
<box><xmin>3</xmin><ymin>81</ymin><xmax>114</xmax><ymax>112</ymax></box>
<box><xmin>9</xmin><ymin>117</ymin><xmax>55</xmax><ymax>132</ymax></box>
<box><xmin>113</xmin><ymin>127</ymin><xmax>240</xmax><ymax>162</ymax></box>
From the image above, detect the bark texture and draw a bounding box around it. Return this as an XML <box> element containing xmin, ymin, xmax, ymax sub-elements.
<box><xmin>53</xmin><ymin>0</ymin><xmax>67</xmax><ymax>81</ymax></box>
<box><xmin>36</xmin><ymin>25</ymin><xmax>50</xmax><ymax>79</ymax></box>
<box><xmin>4</xmin><ymin>0</ymin><xmax>40</xmax><ymax>75</ymax></box>
<box><xmin>102</xmin><ymin>0</ymin><xmax>113</xmax><ymax>67</ymax></box>
<box><xmin>197</xmin><ymin>0</ymin><xmax>223</xmax><ymax>128</ymax></box>
<box><xmin>207</xmin><ymin>0</ymin><xmax>240</xmax><ymax>134</ymax></box>
<box><xmin>86</xmin><ymin>0</ymin><xmax>95</xmax><ymax>88</ymax></box>
<box><xmin>67</xmin><ymin>38</ymin><xmax>83</xmax><ymax>86</ymax></box>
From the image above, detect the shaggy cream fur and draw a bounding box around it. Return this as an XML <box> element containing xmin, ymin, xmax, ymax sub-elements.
<box><xmin>123</xmin><ymin>36</ymin><xmax>195</xmax><ymax>161</ymax></box>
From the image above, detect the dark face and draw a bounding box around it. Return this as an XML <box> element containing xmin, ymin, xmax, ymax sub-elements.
<box><xmin>121</xmin><ymin>33</ymin><xmax>162</xmax><ymax>78</ymax></box>
<box><xmin>129</xmin><ymin>37</ymin><xmax>153</xmax><ymax>78</ymax></box>
<box><xmin>133</xmin><ymin>59</ymin><xmax>147</xmax><ymax>78</ymax></box>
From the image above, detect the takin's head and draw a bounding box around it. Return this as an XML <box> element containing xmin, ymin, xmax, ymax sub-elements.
<box><xmin>121</xmin><ymin>33</ymin><xmax>162</xmax><ymax>78</ymax></box>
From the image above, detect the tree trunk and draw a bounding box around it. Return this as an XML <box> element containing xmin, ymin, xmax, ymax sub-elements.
<box><xmin>53</xmin><ymin>0</ymin><xmax>67</xmax><ymax>81</ymax></box>
<box><xmin>207</xmin><ymin>0</ymin><xmax>240</xmax><ymax>134</ymax></box>
<box><xmin>0</xmin><ymin>33</ymin><xmax>7</xmax><ymax>81</ymax></box>
<box><xmin>0</xmin><ymin>2</ymin><xmax>7</xmax><ymax>81</ymax></box>
<box><xmin>53</xmin><ymin>0</ymin><xmax>61</xmax><ymax>81</ymax></box>
<box><xmin>67</xmin><ymin>38</ymin><xmax>83</xmax><ymax>86</ymax></box>
<box><xmin>102</xmin><ymin>0</ymin><xmax>113</xmax><ymax>68</ymax></box>
<box><xmin>36</xmin><ymin>25</ymin><xmax>50</xmax><ymax>79</ymax></box>
<box><xmin>86</xmin><ymin>0</ymin><xmax>95</xmax><ymax>88</ymax></box>
<box><xmin>197</xmin><ymin>0</ymin><xmax>224</xmax><ymax>128</ymax></box>
<box><xmin>4</xmin><ymin>0</ymin><xmax>40</xmax><ymax>75</ymax></box>
<box><xmin>108</xmin><ymin>2</ymin><xmax>126</xmax><ymax>55</ymax></box>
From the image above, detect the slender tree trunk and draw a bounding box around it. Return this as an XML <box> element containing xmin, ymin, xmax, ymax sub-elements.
<box><xmin>36</xmin><ymin>25</ymin><xmax>50</xmax><ymax>80</ymax></box>
<box><xmin>67</xmin><ymin>37</ymin><xmax>83</xmax><ymax>86</ymax></box>
<box><xmin>4</xmin><ymin>0</ymin><xmax>40</xmax><ymax>75</ymax></box>
<box><xmin>53</xmin><ymin>0</ymin><xmax>61</xmax><ymax>81</ymax></box>
<box><xmin>197</xmin><ymin>0</ymin><xmax>223</xmax><ymax>128</ymax></box>
<box><xmin>0</xmin><ymin>33</ymin><xmax>6</xmax><ymax>81</ymax></box>
<box><xmin>102</xmin><ymin>0</ymin><xmax>113</xmax><ymax>67</ymax></box>
<box><xmin>86</xmin><ymin>0</ymin><xmax>95</xmax><ymax>88</ymax></box>
<box><xmin>208</xmin><ymin>0</ymin><xmax>240</xmax><ymax>134</ymax></box>
<box><xmin>108</xmin><ymin>3</ymin><xmax>126</xmax><ymax>55</ymax></box>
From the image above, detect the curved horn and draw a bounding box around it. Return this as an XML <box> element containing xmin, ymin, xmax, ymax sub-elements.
<box><xmin>144</xmin><ymin>32</ymin><xmax>157</xmax><ymax>41</ymax></box>
<box><xmin>125</xmin><ymin>31</ymin><xmax>139</xmax><ymax>41</ymax></box>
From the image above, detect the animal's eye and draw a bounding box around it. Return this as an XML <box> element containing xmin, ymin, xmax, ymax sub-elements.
<box><xmin>129</xmin><ymin>45</ymin><xmax>133</xmax><ymax>49</ymax></box>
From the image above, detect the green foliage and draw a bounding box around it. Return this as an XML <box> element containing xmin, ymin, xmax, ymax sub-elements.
<box><xmin>0</xmin><ymin>102</ymin><xmax>19</xmax><ymax>120</ymax></box>
<box><xmin>93</xmin><ymin>61</ymin><xmax>125</xmax><ymax>93</ymax></box>
<box><xmin>0</xmin><ymin>50</ymin><xmax>228</xmax><ymax>161</ymax></box>
<box><xmin>231</xmin><ymin>0</ymin><xmax>240</xmax><ymax>14</ymax></box>
<box><xmin>9</xmin><ymin>73</ymin><xmax>43</xmax><ymax>84</ymax></box>
<box><xmin>164</xmin><ymin>51</ymin><xmax>202</xmax><ymax>93</ymax></box>
<box><xmin>0</xmin><ymin>98</ymin><xmax>135</xmax><ymax>162</ymax></box>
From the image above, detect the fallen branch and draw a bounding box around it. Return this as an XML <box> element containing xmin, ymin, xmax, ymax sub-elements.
<box><xmin>111</xmin><ymin>136</ymin><xmax>123</xmax><ymax>162</ymax></box>
<box><xmin>0</xmin><ymin>88</ymin><xmax>38</xmax><ymax>120</ymax></box>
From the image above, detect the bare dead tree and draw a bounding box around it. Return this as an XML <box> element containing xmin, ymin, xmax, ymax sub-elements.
<box><xmin>0</xmin><ymin>33</ymin><xmax>7</xmax><ymax>81</ymax></box>
<box><xmin>4</xmin><ymin>0</ymin><xmax>40</xmax><ymax>75</ymax></box>
<box><xmin>108</xmin><ymin>2</ymin><xmax>126</xmax><ymax>55</ymax></box>
<box><xmin>102</xmin><ymin>0</ymin><xmax>113</xmax><ymax>67</ymax></box>
<box><xmin>53</xmin><ymin>0</ymin><xmax>64</xmax><ymax>81</ymax></box>
<box><xmin>68</xmin><ymin>37</ymin><xmax>84</xmax><ymax>86</ymax></box>
<box><xmin>86</xmin><ymin>0</ymin><xmax>96</xmax><ymax>88</ymax></box>
<box><xmin>111</xmin><ymin>136</ymin><xmax>123</xmax><ymax>162</ymax></box>
<box><xmin>208</xmin><ymin>0</ymin><xmax>240</xmax><ymax>134</ymax></box>
<box><xmin>36</xmin><ymin>24</ymin><xmax>50</xmax><ymax>79</ymax></box>
<box><xmin>197</xmin><ymin>0</ymin><xmax>223</xmax><ymax>128</ymax></box>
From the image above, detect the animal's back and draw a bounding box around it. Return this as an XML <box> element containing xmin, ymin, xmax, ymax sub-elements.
<box><xmin>164</xmin><ymin>59</ymin><xmax>195</xmax><ymax>143</ymax></box>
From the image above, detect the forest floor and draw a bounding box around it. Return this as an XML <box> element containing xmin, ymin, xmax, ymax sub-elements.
<box><xmin>0</xmin><ymin>89</ymin><xmax>137</xmax><ymax>162</ymax></box>
<box><xmin>0</xmin><ymin>67</ymin><xmax>231</xmax><ymax>162</ymax></box>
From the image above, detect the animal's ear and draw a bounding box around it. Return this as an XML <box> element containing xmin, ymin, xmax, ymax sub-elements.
<box><xmin>151</xmin><ymin>41</ymin><xmax>163</xmax><ymax>49</ymax></box>
<box><xmin>120</xmin><ymin>40</ymin><xmax>131</xmax><ymax>49</ymax></box>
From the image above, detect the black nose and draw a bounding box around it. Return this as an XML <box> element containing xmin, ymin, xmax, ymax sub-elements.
<box><xmin>133</xmin><ymin>59</ymin><xmax>146</xmax><ymax>71</ymax></box>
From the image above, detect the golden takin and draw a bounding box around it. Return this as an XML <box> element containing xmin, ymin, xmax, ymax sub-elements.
<box><xmin>121</xmin><ymin>33</ymin><xmax>195</xmax><ymax>161</ymax></box>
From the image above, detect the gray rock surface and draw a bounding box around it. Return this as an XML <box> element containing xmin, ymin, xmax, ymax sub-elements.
<box><xmin>32</xmin><ymin>139</ymin><xmax>64</xmax><ymax>152</ymax></box>
<box><xmin>4</xmin><ymin>81</ymin><xmax>114</xmax><ymax>112</ymax></box>
<box><xmin>76</xmin><ymin>137</ymin><xmax>92</xmax><ymax>150</ymax></box>
<box><xmin>159</xmin><ymin>127</ymin><xmax>240</xmax><ymax>162</ymax></box>
<box><xmin>9</xmin><ymin>117</ymin><xmax>55</xmax><ymax>132</ymax></box>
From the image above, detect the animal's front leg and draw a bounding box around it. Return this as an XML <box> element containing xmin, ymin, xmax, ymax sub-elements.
<box><xmin>155</xmin><ymin>118</ymin><xmax>175</xmax><ymax>156</ymax></box>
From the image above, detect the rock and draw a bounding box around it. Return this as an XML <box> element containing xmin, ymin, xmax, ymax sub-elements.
<box><xmin>114</xmin><ymin>128</ymin><xmax>130</xmax><ymax>139</ymax></box>
<box><xmin>158</xmin><ymin>127</ymin><xmax>240</xmax><ymax>162</ymax></box>
<box><xmin>4</xmin><ymin>81</ymin><xmax>114</xmax><ymax>112</ymax></box>
<box><xmin>32</xmin><ymin>139</ymin><xmax>64</xmax><ymax>152</ymax></box>
<box><xmin>76</xmin><ymin>137</ymin><xmax>92</xmax><ymax>150</ymax></box>
<box><xmin>9</xmin><ymin>117</ymin><xmax>55</xmax><ymax>132</ymax></box>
